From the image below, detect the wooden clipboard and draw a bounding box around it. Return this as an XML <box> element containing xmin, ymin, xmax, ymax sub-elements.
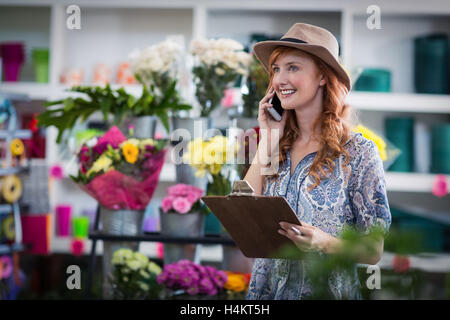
<box><xmin>201</xmin><ymin>181</ymin><xmax>301</xmax><ymax>259</ymax></box>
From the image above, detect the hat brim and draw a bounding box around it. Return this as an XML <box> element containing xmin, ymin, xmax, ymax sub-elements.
<box><xmin>253</xmin><ymin>40</ymin><xmax>351</xmax><ymax>92</ymax></box>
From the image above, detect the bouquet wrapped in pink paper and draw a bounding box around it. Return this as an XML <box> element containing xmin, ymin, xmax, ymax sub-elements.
<box><xmin>71</xmin><ymin>126</ymin><xmax>167</xmax><ymax>210</ymax></box>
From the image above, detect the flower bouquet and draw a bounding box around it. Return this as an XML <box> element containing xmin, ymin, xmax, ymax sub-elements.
<box><xmin>190</xmin><ymin>38</ymin><xmax>252</xmax><ymax>117</ymax></box>
<box><xmin>70</xmin><ymin>125</ymin><xmax>167</xmax><ymax>210</ymax></box>
<box><xmin>157</xmin><ymin>260</ymin><xmax>228</xmax><ymax>298</ymax></box>
<box><xmin>110</xmin><ymin>248</ymin><xmax>163</xmax><ymax>300</ymax></box>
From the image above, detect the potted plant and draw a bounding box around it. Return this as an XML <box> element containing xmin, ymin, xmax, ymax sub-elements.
<box><xmin>185</xmin><ymin>38</ymin><xmax>251</xmax><ymax>125</ymax></box>
<box><xmin>183</xmin><ymin>135</ymin><xmax>239</xmax><ymax>235</ymax></box>
<box><xmin>128</xmin><ymin>39</ymin><xmax>192</xmax><ymax>138</ymax></box>
<box><xmin>37</xmin><ymin>40</ymin><xmax>192</xmax><ymax>144</ymax></box>
<box><xmin>159</xmin><ymin>183</ymin><xmax>204</xmax><ymax>265</ymax></box>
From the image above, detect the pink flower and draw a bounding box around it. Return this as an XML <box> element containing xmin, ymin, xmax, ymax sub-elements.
<box><xmin>97</xmin><ymin>125</ymin><xmax>126</xmax><ymax>148</ymax></box>
<box><xmin>70</xmin><ymin>238</ymin><xmax>84</xmax><ymax>256</ymax></box>
<box><xmin>50</xmin><ymin>165</ymin><xmax>64</xmax><ymax>179</ymax></box>
<box><xmin>161</xmin><ymin>196</ymin><xmax>174</xmax><ymax>213</ymax></box>
<box><xmin>432</xmin><ymin>174</ymin><xmax>448</xmax><ymax>198</ymax></box>
<box><xmin>172</xmin><ymin>197</ymin><xmax>192</xmax><ymax>214</ymax></box>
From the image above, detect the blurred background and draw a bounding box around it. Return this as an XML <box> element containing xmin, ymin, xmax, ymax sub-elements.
<box><xmin>0</xmin><ymin>0</ymin><xmax>449</xmax><ymax>300</ymax></box>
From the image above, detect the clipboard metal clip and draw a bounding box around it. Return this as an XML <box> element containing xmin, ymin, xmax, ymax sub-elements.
<box><xmin>229</xmin><ymin>180</ymin><xmax>255</xmax><ymax>196</ymax></box>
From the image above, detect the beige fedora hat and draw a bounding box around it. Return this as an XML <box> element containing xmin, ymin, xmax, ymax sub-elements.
<box><xmin>253</xmin><ymin>23</ymin><xmax>351</xmax><ymax>91</ymax></box>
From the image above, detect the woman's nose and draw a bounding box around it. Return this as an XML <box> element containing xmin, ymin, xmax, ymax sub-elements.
<box><xmin>273</xmin><ymin>71</ymin><xmax>288</xmax><ymax>87</ymax></box>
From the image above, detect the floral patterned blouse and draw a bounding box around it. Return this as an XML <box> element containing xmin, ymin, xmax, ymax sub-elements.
<box><xmin>246</xmin><ymin>132</ymin><xmax>392</xmax><ymax>300</ymax></box>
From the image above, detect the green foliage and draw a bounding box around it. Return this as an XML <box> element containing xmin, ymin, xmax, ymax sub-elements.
<box><xmin>192</xmin><ymin>62</ymin><xmax>242</xmax><ymax>117</ymax></box>
<box><xmin>37</xmin><ymin>82</ymin><xmax>191</xmax><ymax>144</ymax></box>
<box><xmin>241</xmin><ymin>55</ymin><xmax>269</xmax><ymax>118</ymax></box>
<box><xmin>270</xmin><ymin>226</ymin><xmax>427</xmax><ymax>299</ymax></box>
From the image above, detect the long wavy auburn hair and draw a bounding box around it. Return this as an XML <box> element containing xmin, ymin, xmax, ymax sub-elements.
<box><xmin>265</xmin><ymin>46</ymin><xmax>356</xmax><ymax>192</ymax></box>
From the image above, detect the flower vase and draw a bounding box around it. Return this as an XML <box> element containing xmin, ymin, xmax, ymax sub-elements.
<box><xmin>133</xmin><ymin>115</ymin><xmax>158</xmax><ymax>138</ymax></box>
<box><xmin>159</xmin><ymin>208</ymin><xmax>205</xmax><ymax>265</ymax></box>
<box><xmin>204</xmin><ymin>173</ymin><xmax>232</xmax><ymax>235</ymax></box>
<box><xmin>100</xmin><ymin>206</ymin><xmax>145</xmax><ymax>299</ymax></box>
<box><xmin>171</xmin><ymin>116</ymin><xmax>212</xmax><ymax>190</ymax></box>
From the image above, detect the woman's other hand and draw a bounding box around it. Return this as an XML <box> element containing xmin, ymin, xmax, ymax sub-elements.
<box><xmin>278</xmin><ymin>221</ymin><xmax>341</xmax><ymax>254</ymax></box>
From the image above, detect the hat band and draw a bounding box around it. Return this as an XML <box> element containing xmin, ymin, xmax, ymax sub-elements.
<box><xmin>279</xmin><ymin>37</ymin><xmax>308</xmax><ymax>44</ymax></box>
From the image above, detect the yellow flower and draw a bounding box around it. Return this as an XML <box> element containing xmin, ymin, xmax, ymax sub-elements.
<box><xmin>353</xmin><ymin>125</ymin><xmax>387</xmax><ymax>161</ymax></box>
<box><xmin>122</xmin><ymin>142</ymin><xmax>139</xmax><ymax>163</ymax></box>
<box><xmin>87</xmin><ymin>154</ymin><xmax>113</xmax><ymax>176</ymax></box>
<box><xmin>224</xmin><ymin>274</ymin><xmax>246</xmax><ymax>292</ymax></box>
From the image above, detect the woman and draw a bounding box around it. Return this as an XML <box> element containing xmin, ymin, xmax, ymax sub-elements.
<box><xmin>244</xmin><ymin>23</ymin><xmax>391</xmax><ymax>299</ymax></box>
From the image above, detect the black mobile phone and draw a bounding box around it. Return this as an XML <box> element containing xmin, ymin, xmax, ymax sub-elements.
<box><xmin>268</xmin><ymin>92</ymin><xmax>284</xmax><ymax>121</ymax></box>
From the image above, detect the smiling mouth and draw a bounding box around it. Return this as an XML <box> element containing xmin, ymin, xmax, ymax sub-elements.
<box><xmin>279</xmin><ymin>89</ymin><xmax>297</xmax><ymax>98</ymax></box>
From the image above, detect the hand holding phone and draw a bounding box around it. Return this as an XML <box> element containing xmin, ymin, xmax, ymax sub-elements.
<box><xmin>267</xmin><ymin>92</ymin><xmax>284</xmax><ymax>121</ymax></box>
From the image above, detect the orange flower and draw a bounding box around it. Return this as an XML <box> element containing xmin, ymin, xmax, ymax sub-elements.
<box><xmin>224</xmin><ymin>272</ymin><xmax>248</xmax><ymax>292</ymax></box>
<box><xmin>122</xmin><ymin>142</ymin><xmax>139</xmax><ymax>164</ymax></box>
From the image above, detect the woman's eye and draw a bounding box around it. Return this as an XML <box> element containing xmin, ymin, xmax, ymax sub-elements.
<box><xmin>272</xmin><ymin>67</ymin><xmax>279</xmax><ymax>72</ymax></box>
<box><xmin>289</xmin><ymin>65</ymin><xmax>298</xmax><ymax>71</ymax></box>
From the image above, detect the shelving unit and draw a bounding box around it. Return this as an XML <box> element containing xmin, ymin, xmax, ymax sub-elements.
<box><xmin>0</xmin><ymin>0</ymin><xmax>449</xmax><ymax>260</ymax></box>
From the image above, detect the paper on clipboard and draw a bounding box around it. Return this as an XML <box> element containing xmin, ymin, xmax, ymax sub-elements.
<box><xmin>201</xmin><ymin>180</ymin><xmax>302</xmax><ymax>259</ymax></box>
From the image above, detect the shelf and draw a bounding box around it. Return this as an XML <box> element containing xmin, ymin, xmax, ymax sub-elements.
<box><xmin>385</xmin><ymin>172</ymin><xmax>450</xmax><ymax>193</ymax></box>
<box><xmin>0</xmin><ymin>129</ymin><xmax>32</xmax><ymax>140</ymax></box>
<box><xmin>347</xmin><ymin>92</ymin><xmax>450</xmax><ymax>114</ymax></box>
<box><xmin>2</xmin><ymin>82</ymin><xmax>450</xmax><ymax>115</ymax></box>
<box><xmin>51</xmin><ymin>236</ymin><xmax>223</xmax><ymax>261</ymax></box>
<box><xmin>89</xmin><ymin>231</ymin><xmax>236</xmax><ymax>245</ymax></box>
<box><xmin>0</xmin><ymin>243</ymin><xmax>24</xmax><ymax>255</ymax></box>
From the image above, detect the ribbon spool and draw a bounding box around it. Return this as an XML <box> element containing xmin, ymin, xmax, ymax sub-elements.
<box><xmin>10</xmin><ymin>138</ymin><xmax>25</xmax><ymax>157</ymax></box>
<box><xmin>0</xmin><ymin>175</ymin><xmax>22</xmax><ymax>203</ymax></box>
<box><xmin>2</xmin><ymin>215</ymin><xmax>15</xmax><ymax>241</ymax></box>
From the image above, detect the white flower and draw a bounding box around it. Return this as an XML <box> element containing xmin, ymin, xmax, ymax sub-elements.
<box><xmin>148</xmin><ymin>261</ymin><xmax>162</xmax><ymax>275</ymax></box>
<box><xmin>126</xmin><ymin>260</ymin><xmax>141</xmax><ymax>271</ymax></box>
<box><xmin>215</xmin><ymin>67</ymin><xmax>225</xmax><ymax>76</ymax></box>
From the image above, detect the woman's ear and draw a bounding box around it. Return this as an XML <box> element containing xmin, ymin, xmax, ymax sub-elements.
<box><xmin>319</xmin><ymin>75</ymin><xmax>326</xmax><ymax>87</ymax></box>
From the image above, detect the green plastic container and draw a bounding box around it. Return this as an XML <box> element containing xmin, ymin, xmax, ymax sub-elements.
<box><xmin>72</xmin><ymin>216</ymin><xmax>89</xmax><ymax>238</ymax></box>
<box><xmin>32</xmin><ymin>48</ymin><xmax>49</xmax><ymax>83</ymax></box>
<box><xmin>391</xmin><ymin>207</ymin><xmax>445</xmax><ymax>252</ymax></box>
<box><xmin>414</xmin><ymin>34</ymin><xmax>449</xmax><ymax>94</ymax></box>
<box><xmin>354</xmin><ymin>68</ymin><xmax>391</xmax><ymax>92</ymax></box>
<box><xmin>431</xmin><ymin>124</ymin><xmax>450</xmax><ymax>174</ymax></box>
<box><xmin>385</xmin><ymin>118</ymin><xmax>414</xmax><ymax>172</ymax></box>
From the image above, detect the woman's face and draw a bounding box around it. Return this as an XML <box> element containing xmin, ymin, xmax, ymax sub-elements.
<box><xmin>271</xmin><ymin>51</ymin><xmax>326</xmax><ymax>110</ymax></box>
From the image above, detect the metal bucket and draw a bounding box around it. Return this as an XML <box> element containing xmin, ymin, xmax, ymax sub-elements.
<box><xmin>221</xmin><ymin>231</ymin><xmax>254</xmax><ymax>273</ymax></box>
<box><xmin>159</xmin><ymin>208</ymin><xmax>205</xmax><ymax>265</ymax></box>
<box><xmin>133</xmin><ymin>115</ymin><xmax>158</xmax><ymax>139</ymax></box>
<box><xmin>100</xmin><ymin>207</ymin><xmax>145</xmax><ymax>299</ymax></box>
